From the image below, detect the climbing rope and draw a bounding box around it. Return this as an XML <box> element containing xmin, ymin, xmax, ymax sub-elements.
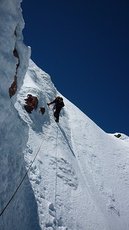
<box><xmin>0</xmin><ymin>136</ymin><xmax>44</xmax><ymax>217</ymax></box>
<box><xmin>54</xmin><ymin>123</ymin><xmax>75</xmax><ymax>229</ymax></box>
<box><xmin>54</xmin><ymin>124</ymin><xmax>59</xmax><ymax>229</ymax></box>
<box><xmin>1</xmin><ymin>214</ymin><xmax>4</xmax><ymax>230</ymax></box>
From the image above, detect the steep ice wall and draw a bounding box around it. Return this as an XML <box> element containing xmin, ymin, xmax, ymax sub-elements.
<box><xmin>0</xmin><ymin>1</ymin><xmax>41</xmax><ymax>229</ymax></box>
<box><xmin>15</xmin><ymin>60</ymin><xmax>129</xmax><ymax>230</ymax></box>
<box><xmin>0</xmin><ymin>1</ymin><xmax>129</xmax><ymax>230</ymax></box>
<box><xmin>0</xmin><ymin>0</ymin><xmax>30</xmax><ymax>97</ymax></box>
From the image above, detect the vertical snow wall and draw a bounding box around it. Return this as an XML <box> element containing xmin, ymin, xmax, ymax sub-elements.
<box><xmin>0</xmin><ymin>1</ymin><xmax>41</xmax><ymax>229</ymax></box>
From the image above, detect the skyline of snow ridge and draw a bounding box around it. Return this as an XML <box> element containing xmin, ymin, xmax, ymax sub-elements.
<box><xmin>0</xmin><ymin>1</ymin><xmax>129</xmax><ymax>230</ymax></box>
<box><xmin>22</xmin><ymin>0</ymin><xmax>129</xmax><ymax>137</ymax></box>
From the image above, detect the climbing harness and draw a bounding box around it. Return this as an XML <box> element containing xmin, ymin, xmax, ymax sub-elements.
<box><xmin>0</xmin><ymin>136</ymin><xmax>44</xmax><ymax>217</ymax></box>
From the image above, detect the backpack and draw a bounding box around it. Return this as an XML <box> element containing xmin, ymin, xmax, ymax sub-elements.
<box><xmin>56</xmin><ymin>97</ymin><xmax>64</xmax><ymax>108</ymax></box>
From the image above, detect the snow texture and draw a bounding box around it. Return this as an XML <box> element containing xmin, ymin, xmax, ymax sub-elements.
<box><xmin>0</xmin><ymin>1</ymin><xmax>129</xmax><ymax>230</ymax></box>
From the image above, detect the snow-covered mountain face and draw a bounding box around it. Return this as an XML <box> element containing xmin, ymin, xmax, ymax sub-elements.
<box><xmin>0</xmin><ymin>1</ymin><xmax>129</xmax><ymax>230</ymax></box>
<box><xmin>14</xmin><ymin>60</ymin><xmax>129</xmax><ymax>230</ymax></box>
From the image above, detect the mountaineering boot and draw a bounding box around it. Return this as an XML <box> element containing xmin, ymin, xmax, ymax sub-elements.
<box><xmin>55</xmin><ymin>118</ymin><xmax>59</xmax><ymax>122</ymax></box>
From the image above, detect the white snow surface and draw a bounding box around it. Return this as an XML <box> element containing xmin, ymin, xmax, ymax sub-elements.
<box><xmin>0</xmin><ymin>1</ymin><xmax>129</xmax><ymax>230</ymax></box>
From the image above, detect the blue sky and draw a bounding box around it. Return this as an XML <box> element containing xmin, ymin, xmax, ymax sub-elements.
<box><xmin>22</xmin><ymin>0</ymin><xmax>129</xmax><ymax>135</ymax></box>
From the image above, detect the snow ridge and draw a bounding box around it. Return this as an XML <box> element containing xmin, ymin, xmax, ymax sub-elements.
<box><xmin>0</xmin><ymin>1</ymin><xmax>129</xmax><ymax>229</ymax></box>
<box><xmin>15</xmin><ymin>60</ymin><xmax>129</xmax><ymax>230</ymax></box>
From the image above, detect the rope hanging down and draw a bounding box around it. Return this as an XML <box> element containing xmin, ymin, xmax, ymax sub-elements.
<box><xmin>0</xmin><ymin>137</ymin><xmax>44</xmax><ymax>217</ymax></box>
<box><xmin>54</xmin><ymin>125</ymin><xmax>59</xmax><ymax>229</ymax></box>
